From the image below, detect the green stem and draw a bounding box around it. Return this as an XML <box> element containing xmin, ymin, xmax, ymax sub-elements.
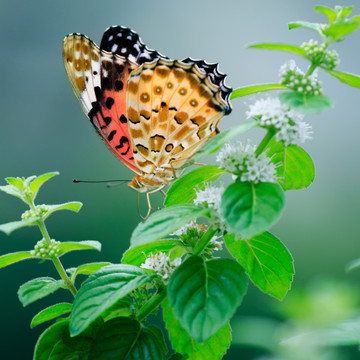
<box><xmin>192</xmin><ymin>226</ymin><xmax>217</xmax><ymax>256</ymax></box>
<box><xmin>305</xmin><ymin>63</ymin><xmax>318</xmax><ymax>77</ymax></box>
<box><xmin>255</xmin><ymin>130</ymin><xmax>275</xmax><ymax>157</ymax></box>
<box><xmin>135</xmin><ymin>287</ymin><xmax>167</xmax><ymax>322</ymax></box>
<box><xmin>37</xmin><ymin>220</ymin><xmax>77</xmax><ymax>297</ymax></box>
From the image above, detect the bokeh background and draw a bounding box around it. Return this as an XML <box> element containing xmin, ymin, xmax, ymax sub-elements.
<box><xmin>0</xmin><ymin>0</ymin><xmax>359</xmax><ymax>358</ymax></box>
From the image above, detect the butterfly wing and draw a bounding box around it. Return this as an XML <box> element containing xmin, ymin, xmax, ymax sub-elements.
<box><xmin>126</xmin><ymin>58</ymin><xmax>232</xmax><ymax>175</ymax></box>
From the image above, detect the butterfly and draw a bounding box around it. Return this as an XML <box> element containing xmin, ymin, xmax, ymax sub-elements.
<box><xmin>63</xmin><ymin>26</ymin><xmax>231</xmax><ymax>216</ymax></box>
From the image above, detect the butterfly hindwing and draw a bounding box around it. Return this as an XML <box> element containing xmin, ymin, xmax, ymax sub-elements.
<box><xmin>63</xmin><ymin>34</ymin><xmax>139</xmax><ymax>172</ymax></box>
<box><xmin>126</xmin><ymin>58</ymin><xmax>232</xmax><ymax>174</ymax></box>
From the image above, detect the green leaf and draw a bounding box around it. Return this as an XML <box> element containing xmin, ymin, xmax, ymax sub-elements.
<box><xmin>89</xmin><ymin>317</ymin><xmax>166</xmax><ymax>360</ymax></box>
<box><xmin>321</xmin><ymin>68</ymin><xmax>360</xmax><ymax>88</ymax></box>
<box><xmin>346</xmin><ymin>258</ymin><xmax>360</xmax><ymax>272</ymax></box>
<box><xmin>288</xmin><ymin>21</ymin><xmax>324</xmax><ymax>34</ymax></box>
<box><xmin>190</xmin><ymin>121</ymin><xmax>257</xmax><ymax>164</ymax></box>
<box><xmin>247</xmin><ymin>43</ymin><xmax>306</xmax><ymax>57</ymax></box>
<box><xmin>168</xmin><ymin>256</ymin><xmax>248</xmax><ymax>342</ymax></box>
<box><xmin>314</xmin><ymin>5</ymin><xmax>337</xmax><ymax>24</ymax></box>
<box><xmin>225</xmin><ymin>232</ymin><xmax>294</xmax><ymax>300</ymax></box>
<box><xmin>18</xmin><ymin>277</ymin><xmax>64</xmax><ymax>307</ymax></box>
<box><xmin>0</xmin><ymin>184</ymin><xmax>23</xmax><ymax>200</ymax></box>
<box><xmin>122</xmin><ymin>240</ymin><xmax>185</xmax><ymax>267</ymax></box>
<box><xmin>5</xmin><ymin>177</ymin><xmax>24</xmax><ymax>189</ymax></box>
<box><xmin>31</xmin><ymin>303</ymin><xmax>72</xmax><ymax>328</ymax></box>
<box><xmin>323</xmin><ymin>21</ymin><xmax>360</xmax><ymax>42</ymax></box>
<box><xmin>279</xmin><ymin>92</ymin><xmax>333</xmax><ymax>114</ymax></box>
<box><xmin>70</xmin><ymin>264</ymin><xmax>156</xmax><ymax>336</ymax></box>
<box><xmin>67</xmin><ymin>262</ymin><xmax>111</xmax><ymax>282</ymax></box>
<box><xmin>267</xmin><ymin>141</ymin><xmax>315</xmax><ymax>190</ymax></box>
<box><xmin>29</xmin><ymin>172</ymin><xmax>59</xmax><ymax>200</ymax></box>
<box><xmin>165</xmin><ymin>166</ymin><xmax>225</xmax><ymax>207</ymax></box>
<box><xmin>0</xmin><ymin>251</ymin><xmax>36</xmax><ymax>269</ymax></box>
<box><xmin>163</xmin><ymin>299</ymin><xmax>231</xmax><ymax>359</ymax></box>
<box><xmin>130</xmin><ymin>204</ymin><xmax>209</xmax><ymax>247</ymax></box>
<box><xmin>0</xmin><ymin>218</ymin><xmax>39</xmax><ymax>235</ymax></box>
<box><xmin>43</xmin><ymin>201</ymin><xmax>83</xmax><ymax>219</ymax></box>
<box><xmin>58</xmin><ymin>240</ymin><xmax>102</xmax><ymax>257</ymax></box>
<box><xmin>221</xmin><ymin>182</ymin><xmax>285</xmax><ymax>239</ymax></box>
<box><xmin>230</xmin><ymin>84</ymin><xmax>288</xmax><ymax>99</ymax></box>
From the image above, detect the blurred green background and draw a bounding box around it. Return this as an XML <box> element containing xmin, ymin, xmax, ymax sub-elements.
<box><xmin>1</xmin><ymin>0</ymin><xmax>359</xmax><ymax>358</ymax></box>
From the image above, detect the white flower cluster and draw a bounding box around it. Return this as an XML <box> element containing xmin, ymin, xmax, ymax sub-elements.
<box><xmin>246</xmin><ymin>97</ymin><xmax>313</xmax><ymax>146</ymax></box>
<box><xmin>193</xmin><ymin>184</ymin><xmax>227</xmax><ymax>231</ymax></box>
<box><xmin>216</xmin><ymin>142</ymin><xmax>277</xmax><ymax>183</ymax></box>
<box><xmin>301</xmin><ymin>39</ymin><xmax>340</xmax><ymax>70</ymax></box>
<box><xmin>140</xmin><ymin>252</ymin><xmax>182</xmax><ymax>281</ymax></box>
<box><xmin>22</xmin><ymin>204</ymin><xmax>49</xmax><ymax>220</ymax></box>
<box><xmin>279</xmin><ymin>60</ymin><xmax>323</xmax><ymax>96</ymax></box>
<box><xmin>210</xmin><ymin>236</ymin><xmax>223</xmax><ymax>251</ymax></box>
<box><xmin>171</xmin><ymin>220</ymin><xmax>197</xmax><ymax>236</ymax></box>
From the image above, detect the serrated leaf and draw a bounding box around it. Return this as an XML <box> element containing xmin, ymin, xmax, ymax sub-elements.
<box><xmin>68</xmin><ymin>262</ymin><xmax>110</xmax><ymax>283</ymax></box>
<box><xmin>279</xmin><ymin>92</ymin><xmax>333</xmax><ymax>114</ymax></box>
<box><xmin>163</xmin><ymin>299</ymin><xmax>231</xmax><ymax>360</ymax></box>
<box><xmin>89</xmin><ymin>317</ymin><xmax>166</xmax><ymax>360</ymax></box>
<box><xmin>0</xmin><ymin>218</ymin><xmax>39</xmax><ymax>235</ymax></box>
<box><xmin>31</xmin><ymin>303</ymin><xmax>72</xmax><ymax>328</ymax></box>
<box><xmin>323</xmin><ymin>21</ymin><xmax>359</xmax><ymax>41</ymax></box>
<box><xmin>189</xmin><ymin>121</ymin><xmax>257</xmax><ymax>165</ymax></box>
<box><xmin>5</xmin><ymin>177</ymin><xmax>24</xmax><ymax>189</ymax></box>
<box><xmin>130</xmin><ymin>204</ymin><xmax>209</xmax><ymax>247</ymax></box>
<box><xmin>18</xmin><ymin>277</ymin><xmax>64</xmax><ymax>307</ymax></box>
<box><xmin>29</xmin><ymin>172</ymin><xmax>59</xmax><ymax>200</ymax></box>
<box><xmin>58</xmin><ymin>240</ymin><xmax>102</xmax><ymax>257</ymax></box>
<box><xmin>168</xmin><ymin>256</ymin><xmax>247</xmax><ymax>342</ymax></box>
<box><xmin>267</xmin><ymin>141</ymin><xmax>315</xmax><ymax>190</ymax></box>
<box><xmin>70</xmin><ymin>264</ymin><xmax>156</xmax><ymax>336</ymax></box>
<box><xmin>0</xmin><ymin>251</ymin><xmax>35</xmax><ymax>269</ymax></box>
<box><xmin>314</xmin><ymin>5</ymin><xmax>337</xmax><ymax>24</ymax></box>
<box><xmin>43</xmin><ymin>201</ymin><xmax>82</xmax><ymax>219</ymax></box>
<box><xmin>0</xmin><ymin>184</ymin><xmax>23</xmax><ymax>200</ymax></box>
<box><xmin>231</xmin><ymin>84</ymin><xmax>288</xmax><ymax>99</ymax></box>
<box><xmin>225</xmin><ymin>232</ymin><xmax>294</xmax><ymax>300</ymax></box>
<box><xmin>165</xmin><ymin>166</ymin><xmax>225</xmax><ymax>207</ymax></box>
<box><xmin>247</xmin><ymin>43</ymin><xmax>306</xmax><ymax>57</ymax></box>
<box><xmin>221</xmin><ymin>182</ymin><xmax>285</xmax><ymax>239</ymax></box>
<box><xmin>122</xmin><ymin>240</ymin><xmax>185</xmax><ymax>267</ymax></box>
<box><xmin>288</xmin><ymin>21</ymin><xmax>324</xmax><ymax>34</ymax></box>
<box><xmin>322</xmin><ymin>68</ymin><xmax>360</xmax><ymax>88</ymax></box>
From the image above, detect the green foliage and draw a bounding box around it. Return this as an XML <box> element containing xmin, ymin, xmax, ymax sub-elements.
<box><xmin>321</xmin><ymin>68</ymin><xmax>360</xmax><ymax>88</ymax></box>
<box><xmin>162</xmin><ymin>299</ymin><xmax>232</xmax><ymax>360</ymax></box>
<box><xmin>29</xmin><ymin>172</ymin><xmax>59</xmax><ymax>201</ymax></box>
<box><xmin>230</xmin><ymin>84</ymin><xmax>288</xmax><ymax>99</ymax></box>
<box><xmin>168</xmin><ymin>256</ymin><xmax>248</xmax><ymax>342</ymax></box>
<box><xmin>221</xmin><ymin>181</ymin><xmax>285</xmax><ymax>239</ymax></box>
<box><xmin>0</xmin><ymin>218</ymin><xmax>39</xmax><ymax>235</ymax></box>
<box><xmin>31</xmin><ymin>303</ymin><xmax>72</xmax><ymax>328</ymax></box>
<box><xmin>70</xmin><ymin>264</ymin><xmax>156</xmax><ymax>336</ymax></box>
<box><xmin>58</xmin><ymin>240</ymin><xmax>102</xmax><ymax>256</ymax></box>
<box><xmin>165</xmin><ymin>165</ymin><xmax>225</xmax><ymax>206</ymax></box>
<box><xmin>224</xmin><ymin>232</ymin><xmax>294</xmax><ymax>300</ymax></box>
<box><xmin>18</xmin><ymin>277</ymin><xmax>64</xmax><ymax>307</ymax></box>
<box><xmin>247</xmin><ymin>42</ymin><xmax>305</xmax><ymax>56</ymax></box>
<box><xmin>42</xmin><ymin>202</ymin><xmax>83</xmax><ymax>219</ymax></box>
<box><xmin>279</xmin><ymin>92</ymin><xmax>333</xmax><ymax>113</ymax></box>
<box><xmin>267</xmin><ymin>140</ymin><xmax>315</xmax><ymax>190</ymax></box>
<box><xmin>130</xmin><ymin>204</ymin><xmax>209</xmax><ymax>247</ymax></box>
<box><xmin>122</xmin><ymin>240</ymin><xmax>185</xmax><ymax>266</ymax></box>
<box><xmin>0</xmin><ymin>251</ymin><xmax>35</xmax><ymax>269</ymax></box>
<box><xmin>66</xmin><ymin>262</ymin><xmax>111</xmax><ymax>282</ymax></box>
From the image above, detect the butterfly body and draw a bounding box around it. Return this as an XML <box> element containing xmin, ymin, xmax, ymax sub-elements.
<box><xmin>63</xmin><ymin>27</ymin><xmax>231</xmax><ymax>193</ymax></box>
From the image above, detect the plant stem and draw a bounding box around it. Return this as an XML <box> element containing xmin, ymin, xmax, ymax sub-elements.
<box><xmin>135</xmin><ymin>287</ymin><xmax>167</xmax><ymax>322</ymax></box>
<box><xmin>255</xmin><ymin>130</ymin><xmax>275</xmax><ymax>157</ymax></box>
<box><xmin>192</xmin><ymin>226</ymin><xmax>217</xmax><ymax>256</ymax></box>
<box><xmin>37</xmin><ymin>220</ymin><xmax>77</xmax><ymax>297</ymax></box>
<box><xmin>305</xmin><ymin>63</ymin><xmax>318</xmax><ymax>77</ymax></box>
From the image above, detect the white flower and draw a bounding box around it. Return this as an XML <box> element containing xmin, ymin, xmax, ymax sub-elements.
<box><xmin>210</xmin><ymin>236</ymin><xmax>223</xmax><ymax>251</ymax></box>
<box><xmin>216</xmin><ymin>142</ymin><xmax>277</xmax><ymax>183</ymax></box>
<box><xmin>194</xmin><ymin>184</ymin><xmax>228</xmax><ymax>231</ymax></box>
<box><xmin>171</xmin><ymin>220</ymin><xmax>197</xmax><ymax>236</ymax></box>
<box><xmin>140</xmin><ymin>252</ymin><xmax>182</xmax><ymax>281</ymax></box>
<box><xmin>279</xmin><ymin>59</ymin><xmax>304</xmax><ymax>80</ymax></box>
<box><xmin>246</xmin><ymin>97</ymin><xmax>312</xmax><ymax>146</ymax></box>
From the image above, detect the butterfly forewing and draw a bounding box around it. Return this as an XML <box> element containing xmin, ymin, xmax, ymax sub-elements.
<box><xmin>63</xmin><ymin>34</ymin><xmax>139</xmax><ymax>172</ymax></box>
<box><xmin>126</xmin><ymin>58</ymin><xmax>232</xmax><ymax>174</ymax></box>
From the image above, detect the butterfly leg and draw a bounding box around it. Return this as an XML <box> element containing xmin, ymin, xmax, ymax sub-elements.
<box><xmin>160</xmin><ymin>189</ymin><xmax>166</xmax><ymax>197</ymax></box>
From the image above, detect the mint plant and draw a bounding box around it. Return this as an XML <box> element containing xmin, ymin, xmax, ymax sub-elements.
<box><xmin>1</xmin><ymin>5</ymin><xmax>360</xmax><ymax>359</ymax></box>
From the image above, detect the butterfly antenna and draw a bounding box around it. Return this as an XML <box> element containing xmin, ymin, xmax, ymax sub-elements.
<box><xmin>73</xmin><ymin>179</ymin><xmax>129</xmax><ymax>188</ymax></box>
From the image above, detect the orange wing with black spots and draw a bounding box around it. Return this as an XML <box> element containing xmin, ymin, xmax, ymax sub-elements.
<box><xmin>63</xmin><ymin>33</ymin><xmax>139</xmax><ymax>172</ymax></box>
<box><xmin>126</xmin><ymin>58</ymin><xmax>232</xmax><ymax>175</ymax></box>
